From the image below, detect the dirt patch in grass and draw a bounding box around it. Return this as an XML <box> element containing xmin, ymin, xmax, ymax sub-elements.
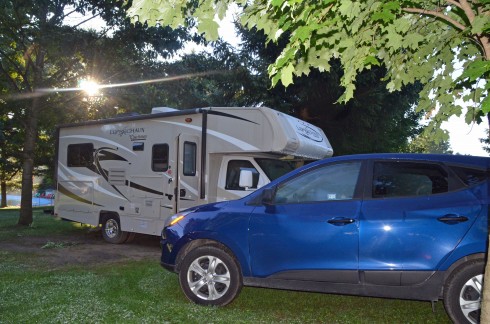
<box><xmin>0</xmin><ymin>230</ymin><xmax>161</xmax><ymax>269</ymax></box>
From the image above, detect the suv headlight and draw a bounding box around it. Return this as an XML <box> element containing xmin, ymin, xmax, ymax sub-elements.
<box><xmin>163</xmin><ymin>209</ymin><xmax>196</xmax><ymax>229</ymax></box>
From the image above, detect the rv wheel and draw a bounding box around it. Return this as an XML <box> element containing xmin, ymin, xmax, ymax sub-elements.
<box><xmin>101</xmin><ymin>215</ymin><xmax>129</xmax><ymax>244</ymax></box>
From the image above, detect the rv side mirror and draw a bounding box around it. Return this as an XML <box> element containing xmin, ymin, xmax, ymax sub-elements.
<box><xmin>262</xmin><ymin>188</ymin><xmax>275</xmax><ymax>205</ymax></box>
<box><xmin>239</xmin><ymin>169</ymin><xmax>254</xmax><ymax>190</ymax></box>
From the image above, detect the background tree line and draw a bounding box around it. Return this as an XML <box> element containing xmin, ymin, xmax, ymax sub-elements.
<box><xmin>0</xmin><ymin>0</ymin><xmax>449</xmax><ymax>216</ymax></box>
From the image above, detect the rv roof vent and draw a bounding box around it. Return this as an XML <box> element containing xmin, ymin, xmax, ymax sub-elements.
<box><xmin>151</xmin><ymin>107</ymin><xmax>178</xmax><ymax>114</ymax></box>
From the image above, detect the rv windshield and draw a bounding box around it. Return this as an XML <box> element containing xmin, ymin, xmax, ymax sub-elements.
<box><xmin>255</xmin><ymin>158</ymin><xmax>295</xmax><ymax>181</ymax></box>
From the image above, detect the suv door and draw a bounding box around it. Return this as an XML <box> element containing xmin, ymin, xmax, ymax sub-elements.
<box><xmin>248</xmin><ymin>161</ymin><xmax>364</xmax><ymax>283</ymax></box>
<box><xmin>359</xmin><ymin>160</ymin><xmax>483</xmax><ymax>286</ymax></box>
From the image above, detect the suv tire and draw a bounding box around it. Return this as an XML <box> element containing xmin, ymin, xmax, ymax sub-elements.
<box><xmin>179</xmin><ymin>245</ymin><xmax>242</xmax><ymax>306</ymax></box>
<box><xmin>444</xmin><ymin>260</ymin><xmax>484</xmax><ymax>324</ymax></box>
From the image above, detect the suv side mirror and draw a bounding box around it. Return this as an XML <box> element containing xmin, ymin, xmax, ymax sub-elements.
<box><xmin>262</xmin><ymin>188</ymin><xmax>275</xmax><ymax>205</ymax></box>
<box><xmin>239</xmin><ymin>169</ymin><xmax>254</xmax><ymax>190</ymax></box>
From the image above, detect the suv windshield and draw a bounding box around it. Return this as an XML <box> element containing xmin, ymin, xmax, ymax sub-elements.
<box><xmin>255</xmin><ymin>158</ymin><xmax>295</xmax><ymax>181</ymax></box>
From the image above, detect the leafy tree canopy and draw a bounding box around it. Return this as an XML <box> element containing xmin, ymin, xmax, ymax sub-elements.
<box><xmin>153</xmin><ymin>28</ymin><xmax>423</xmax><ymax>155</ymax></box>
<box><xmin>128</xmin><ymin>0</ymin><xmax>490</xmax><ymax>140</ymax></box>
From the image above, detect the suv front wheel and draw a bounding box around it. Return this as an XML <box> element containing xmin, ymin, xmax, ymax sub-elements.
<box><xmin>179</xmin><ymin>245</ymin><xmax>242</xmax><ymax>306</ymax></box>
<box><xmin>444</xmin><ymin>260</ymin><xmax>485</xmax><ymax>324</ymax></box>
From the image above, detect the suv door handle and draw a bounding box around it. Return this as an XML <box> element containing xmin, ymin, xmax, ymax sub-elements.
<box><xmin>327</xmin><ymin>218</ymin><xmax>355</xmax><ymax>226</ymax></box>
<box><xmin>437</xmin><ymin>215</ymin><xmax>468</xmax><ymax>224</ymax></box>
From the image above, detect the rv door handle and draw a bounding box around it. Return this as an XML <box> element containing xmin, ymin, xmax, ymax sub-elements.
<box><xmin>438</xmin><ymin>215</ymin><xmax>468</xmax><ymax>224</ymax></box>
<box><xmin>327</xmin><ymin>218</ymin><xmax>355</xmax><ymax>226</ymax></box>
<box><xmin>180</xmin><ymin>189</ymin><xmax>186</xmax><ymax>197</ymax></box>
<box><xmin>168</xmin><ymin>178</ymin><xmax>173</xmax><ymax>184</ymax></box>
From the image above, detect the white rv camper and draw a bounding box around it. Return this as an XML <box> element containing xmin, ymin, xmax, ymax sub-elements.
<box><xmin>54</xmin><ymin>107</ymin><xmax>333</xmax><ymax>243</ymax></box>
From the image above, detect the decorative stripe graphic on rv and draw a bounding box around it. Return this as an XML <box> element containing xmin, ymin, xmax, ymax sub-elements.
<box><xmin>207</xmin><ymin>110</ymin><xmax>259</xmax><ymax>125</ymax></box>
<box><xmin>92</xmin><ymin>147</ymin><xmax>130</xmax><ymax>201</ymax></box>
<box><xmin>129</xmin><ymin>182</ymin><xmax>164</xmax><ymax>196</ymax></box>
<box><xmin>58</xmin><ymin>183</ymin><xmax>104</xmax><ymax>207</ymax></box>
<box><xmin>86</xmin><ymin>147</ymin><xmax>167</xmax><ymax>198</ymax></box>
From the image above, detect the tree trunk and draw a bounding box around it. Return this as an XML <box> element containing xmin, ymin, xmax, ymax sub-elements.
<box><xmin>482</xmin><ymin>238</ymin><xmax>490</xmax><ymax>323</ymax></box>
<box><xmin>17</xmin><ymin>95</ymin><xmax>40</xmax><ymax>225</ymax></box>
<box><xmin>481</xmin><ymin>114</ymin><xmax>490</xmax><ymax>323</ymax></box>
<box><xmin>1</xmin><ymin>179</ymin><xmax>6</xmax><ymax>208</ymax></box>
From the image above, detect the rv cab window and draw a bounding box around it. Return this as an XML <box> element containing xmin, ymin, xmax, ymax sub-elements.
<box><xmin>152</xmin><ymin>144</ymin><xmax>169</xmax><ymax>172</ymax></box>
<box><xmin>67</xmin><ymin>143</ymin><xmax>94</xmax><ymax>167</ymax></box>
<box><xmin>226</xmin><ymin>160</ymin><xmax>259</xmax><ymax>190</ymax></box>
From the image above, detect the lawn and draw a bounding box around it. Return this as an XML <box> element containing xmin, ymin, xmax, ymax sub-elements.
<box><xmin>0</xmin><ymin>209</ymin><xmax>451</xmax><ymax>323</ymax></box>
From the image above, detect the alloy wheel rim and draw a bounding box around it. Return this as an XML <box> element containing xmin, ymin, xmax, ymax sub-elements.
<box><xmin>459</xmin><ymin>274</ymin><xmax>483</xmax><ymax>324</ymax></box>
<box><xmin>187</xmin><ymin>255</ymin><xmax>231</xmax><ymax>300</ymax></box>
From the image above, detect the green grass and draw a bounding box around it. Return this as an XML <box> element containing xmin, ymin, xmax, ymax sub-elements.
<box><xmin>0</xmin><ymin>207</ymin><xmax>89</xmax><ymax>240</ymax></box>
<box><xmin>0</xmin><ymin>209</ymin><xmax>451</xmax><ymax>323</ymax></box>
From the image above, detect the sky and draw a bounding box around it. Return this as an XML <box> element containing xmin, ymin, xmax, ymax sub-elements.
<box><xmin>443</xmin><ymin>115</ymin><xmax>487</xmax><ymax>156</ymax></box>
<box><xmin>67</xmin><ymin>7</ymin><xmax>489</xmax><ymax>157</ymax></box>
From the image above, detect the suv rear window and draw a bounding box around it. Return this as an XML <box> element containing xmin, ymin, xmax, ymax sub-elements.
<box><xmin>373</xmin><ymin>162</ymin><xmax>448</xmax><ymax>198</ymax></box>
<box><xmin>450</xmin><ymin>166</ymin><xmax>488</xmax><ymax>186</ymax></box>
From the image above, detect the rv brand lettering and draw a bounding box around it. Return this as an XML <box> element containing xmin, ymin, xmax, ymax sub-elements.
<box><xmin>130</xmin><ymin>134</ymin><xmax>147</xmax><ymax>141</ymax></box>
<box><xmin>296</xmin><ymin>123</ymin><xmax>323</xmax><ymax>142</ymax></box>
<box><xmin>109</xmin><ymin>127</ymin><xmax>145</xmax><ymax>137</ymax></box>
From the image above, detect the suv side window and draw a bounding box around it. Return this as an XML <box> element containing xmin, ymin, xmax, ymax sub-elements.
<box><xmin>226</xmin><ymin>160</ymin><xmax>259</xmax><ymax>190</ymax></box>
<box><xmin>450</xmin><ymin>166</ymin><xmax>489</xmax><ymax>187</ymax></box>
<box><xmin>373</xmin><ymin>161</ymin><xmax>448</xmax><ymax>198</ymax></box>
<box><xmin>274</xmin><ymin>162</ymin><xmax>362</xmax><ymax>204</ymax></box>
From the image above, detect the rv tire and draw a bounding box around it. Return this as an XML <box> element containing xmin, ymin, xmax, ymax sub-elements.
<box><xmin>101</xmin><ymin>214</ymin><xmax>129</xmax><ymax>244</ymax></box>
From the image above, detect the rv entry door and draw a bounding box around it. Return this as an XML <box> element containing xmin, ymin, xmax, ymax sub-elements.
<box><xmin>176</xmin><ymin>134</ymin><xmax>200</xmax><ymax>211</ymax></box>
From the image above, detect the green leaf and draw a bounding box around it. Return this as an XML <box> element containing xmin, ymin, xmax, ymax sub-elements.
<box><xmin>482</xmin><ymin>96</ymin><xmax>490</xmax><ymax>114</ymax></box>
<box><xmin>471</xmin><ymin>16</ymin><xmax>489</xmax><ymax>35</ymax></box>
<box><xmin>295</xmin><ymin>25</ymin><xmax>313</xmax><ymax>42</ymax></box>
<box><xmin>364</xmin><ymin>55</ymin><xmax>380</xmax><ymax>66</ymax></box>
<box><xmin>271</xmin><ymin>0</ymin><xmax>284</xmax><ymax>8</ymax></box>
<box><xmin>372</xmin><ymin>11</ymin><xmax>394</xmax><ymax>24</ymax></box>
<box><xmin>460</xmin><ymin>60</ymin><xmax>490</xmax><ymax>82</ymax></box>
<box><xmin>198</xmin><ymin>19</ymin><xmax>220</xmax><ymax>40</ymax></box>
<box><xmin>338</xmin><ymin>1</ymin><xmax>354</xmax><ymax>18</ymax></box>
<box><xmin>405</xmin><ymin>33</ymin><xmax>424</xmax><ymax>50</ymax></box>
<box><xmin>280</xmin><ymin>63</ymin><xmax>295</xmax><ymax>87</ymax></box>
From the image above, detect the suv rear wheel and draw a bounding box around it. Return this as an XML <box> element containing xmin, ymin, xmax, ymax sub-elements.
<box><xmin>444</xmin><ymin>260</ymin><xmax>484</xmax><ymax>324</ymax></box>
<box><xmin>178</xmin><ymin>245</ymin><xmax>242</xmax><ymax>306</ymax></box>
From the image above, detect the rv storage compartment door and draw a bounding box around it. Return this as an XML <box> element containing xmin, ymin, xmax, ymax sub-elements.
<box><xmin>177</xmin><ymin>134</ymin><xmax>200</xmax><ymax>212</ymax></box>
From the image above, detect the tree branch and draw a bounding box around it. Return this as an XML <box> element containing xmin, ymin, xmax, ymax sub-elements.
<box><xmin>445</xmin><ymin>0</ymin><xmax>463</xmax><ymax>10</ymax></box>
<box><xmin>458</xmin><ymin>0</ymin><xmax>476</xmax><ymax>23</ymax></box>
<box><xmin>403</xmin><ymin>7</ymin><xmax>467</xmax><ymax>31</ymax></box>
<box><xmin>74</xmin><ymin>13</ymin><xmax>101</xmax><ymax>29</ymax></box>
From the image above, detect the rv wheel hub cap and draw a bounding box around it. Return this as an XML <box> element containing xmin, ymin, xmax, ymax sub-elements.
<box><xmin>105</xmin><ymin>219</ymin><xmax>118</xmax><ymax>238</ymax></box>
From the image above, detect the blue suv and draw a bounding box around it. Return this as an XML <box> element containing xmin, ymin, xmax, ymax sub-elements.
<box><xmin>160</xmin><ymin>154</ymin><xmax>489</xmax><ymax>324</ymax></box>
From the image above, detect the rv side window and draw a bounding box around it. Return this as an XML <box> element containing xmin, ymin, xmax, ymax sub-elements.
<box><xmin>67</xmin><ymin>143</ymin><xmax>94</xmax><ymax>167</ymax></box>
<box><xmin>226</xmin><ymin>160</ymin><xmax>259</xmax><ymax>190</ymax></box>
<box><xmin>152</xmin><ymin>144</ymin><xmax>169</xmax><ymax>172</ymax></box>
<box><xmin>183</xmin><ymin>142</ymin><xmax>197</xmax><ymax>176</ymax></box>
